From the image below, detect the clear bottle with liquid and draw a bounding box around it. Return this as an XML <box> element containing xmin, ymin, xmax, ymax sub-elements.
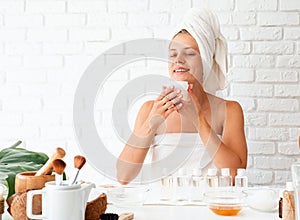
<box><xmin>160</xmin><ymin>173</ymin><xmax>174</xmax><ymax>201</ymax></box>
<box><xmin>175</xmin><ymin>168</ymin><xmax>190</xmax><ymax>201</ymax></box>
<box><xmin>190</xmin><ymin>168</ymin><xmax>204</xmax><ymax>202</ymax></box>
<box><xmin>235</xmin><ymin>168</ymin><xmax>248</xmax><ymax>189</ymax></box>
<box><xmin>205</xmin><ymin>168</ymin><xmax>218</xmax><ymax>189</ymax></box>
<box><xmin>219</xmin><ymin>168</ymin><xmax>232</xmax><ymax>187</ymax></box>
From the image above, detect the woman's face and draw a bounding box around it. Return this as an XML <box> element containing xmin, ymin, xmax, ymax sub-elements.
<box><xmin>168</xmin><ymin>33</ymin><xmax>203</xmax><ymax>84</ymax></box>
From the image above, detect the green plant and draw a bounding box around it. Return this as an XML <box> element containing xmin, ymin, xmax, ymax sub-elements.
<box><xmin>0</xmin><ymin>141</ymin><xmax>48</xmax><ymax>198</ymax></box>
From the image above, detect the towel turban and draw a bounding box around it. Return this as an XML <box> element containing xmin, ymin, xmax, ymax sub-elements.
<box><xmin>173</xmin><ymin>8</ymin><xmax>228</xmax><ymax>94</ymax></box>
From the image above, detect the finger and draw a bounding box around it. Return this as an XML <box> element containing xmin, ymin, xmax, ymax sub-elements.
<box><xmin>156</xmin><ymin>86</ymin><xmax>174</xmax><ymax>101</ymax></box>
<box><xmin>164</xmin><ymin>105</ymin><xmax>177</xmax><ymax>117</ymax></box>
<box><xmin>163</xmin><ymin>100</ymin><xmax>175</xmax><ymax>110</ymax></box>
<box><xmin>175</xmin><ymin>102</ymin><xmax>183</xmax><ymax>110</ymax></box>
<box><xmin>170</xmin><ymin>94</ymin><xmax>183</xmax><ymax>105</ymax></box>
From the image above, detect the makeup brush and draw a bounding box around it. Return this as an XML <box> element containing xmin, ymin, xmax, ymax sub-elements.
<box><xmin>70</xmin><ymin>155</ymin><xmax>86</xmax><ymax>185</ymax></box>
<box><xmin>52</xmin><ymin>159</ymin><xmax>66</xmax><ymax>185</ymax></box>
<box><xmin>35</xmin><ymin>147</ymin><xmax>66</xmax><ymax>176</ymax></box>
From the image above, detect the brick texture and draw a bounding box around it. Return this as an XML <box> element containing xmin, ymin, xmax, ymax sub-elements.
<box><xmin>0</xmin><ymin>0</ymin><xmax>299</xmax><ymax>186</ymax></box>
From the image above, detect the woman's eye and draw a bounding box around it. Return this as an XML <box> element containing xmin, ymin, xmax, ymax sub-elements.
<box><xmin>169</xmin><ymin>53</ymin><xmax>177</xmax><ymax>58</ymax></box>
<box><xmin>186</xmin><ymin>53</ymin><xmax>196</xmax><ymax>56</ymax></box>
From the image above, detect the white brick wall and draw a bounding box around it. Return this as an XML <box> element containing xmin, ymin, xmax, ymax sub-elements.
<box><xmin>0</xmin><ymin>0</ymin><xmax>299</xmax><ymax>186</ymax></box>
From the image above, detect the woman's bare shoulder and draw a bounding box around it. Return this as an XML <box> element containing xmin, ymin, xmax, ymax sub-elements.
<box><xmin>139</xmin><ymin>100</ymin><xmax>154</xmax><ymax>113</ymax></box>
<box><xmin>225</xmin><ymin>100</ymin><xmax>243</xmax><ymax>114</ymax></box>
<box><xmin>134</xmin><ymin>100</ymin><xmax>154</xmax><ymax>125</ymax></box>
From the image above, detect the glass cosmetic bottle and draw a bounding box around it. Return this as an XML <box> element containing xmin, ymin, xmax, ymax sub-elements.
<box><xmin>205</xmin><ymin>168</ymin><xmax>218</xmax><ymax>189</ymax></box>
<box><xmin>175</xmin><ymin>168</ymin><xmax>190</xmax><ymax>201</ymax></box>
<box><xmin>190</xmin><ymin>168</ymin><xmax>204</xmax><ymax>202</ymax></box>
<box><xmin>219</xmin><ymin>168</ymin><xmax>232</xmax><ymax>187</ymax></box>
<box><xmin>235</xmin><ymin>168</ymin><xmax>248</xmax><ymax>189</ymax></box>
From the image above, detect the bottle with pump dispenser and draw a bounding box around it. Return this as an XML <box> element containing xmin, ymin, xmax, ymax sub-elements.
<box><xmin>190</xmin><ymin>168</ymin><xmax>204</xmax><ymax>202</ymax></box>
<box><xmin>282</xmin><ymin>182</ymin><xmax>295</xmax><ymax>220</ymax></box>
<box><xmin>205</xmin><ymin>168</ymin><xmax>218</xmax><ymax>189</ymax></box>
<box><xmin>219</xmin><ymin>168</ymin><xmax>232</xmax><ymax>187</ymax></box>
<box><xmin>235</xmin><ymin>168</ymin><xmax>248</xmax><ymax>189</ymax></box>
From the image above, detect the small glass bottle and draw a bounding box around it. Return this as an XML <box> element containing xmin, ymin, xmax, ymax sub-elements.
<box><xmin>175</xmin><ymin>168</ymin><xmax>190</xmax><ymax>201</ymax></box>
<box><xmin>283</xmin><ymin>182</ymin><xmax>295</xmax><ymax>220</ymax></box>
<box><xmin>279</xmin><ymin>189</ymin><xmax>284</xmax><ymax>218</ymax></box>
<box><xmin>205</xmin><ymin>168</ymin><xmax>218</xmax><ymax>189</ymax></box>
<box><xmin>235</xmin><ymin>168</ymin><xmax>248</xmax><ymax>189</ymax></box>
<box><xmin>160</xmin><ymin>173</ymin><xmax>174</xmax><ymax>201</ymax></box>
<box><xmin>190</xmin><ymin>168</ymin><xmax>204</xmax><ymax>202</ymax></box>
<box><xmin>0</xmin><ymin>192</ymin><xmax>4</xmax><ymax>220</ymax></box>
<box><xmin>219</xmin><ymin>168</ymin><xmax>232</xmax><ymax>187</ymax></box>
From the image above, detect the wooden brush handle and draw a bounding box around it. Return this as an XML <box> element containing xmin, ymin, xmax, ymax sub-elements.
<box><xmin>35</xmin><ymin>148</ymin><xmax>66</xmax><ymax>176</ymax></box>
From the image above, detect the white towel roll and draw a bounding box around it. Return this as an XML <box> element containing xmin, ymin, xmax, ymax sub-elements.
<box><xmin>174</xmin><ymin>8</ymin><xmax>228</xmax><ymax>94</ymax></box>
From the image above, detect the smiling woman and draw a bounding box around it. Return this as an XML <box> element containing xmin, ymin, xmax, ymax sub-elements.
<box><xmin>116</xmin><ymin>8</ymin><xmax>248</xmax><ymax>185</ymax></box>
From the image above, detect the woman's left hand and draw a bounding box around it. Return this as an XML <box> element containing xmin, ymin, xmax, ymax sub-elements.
<box><xmin>177</xmin><ymin>83</ymin><xmax>203</xmax><ymax>127</ymax></box>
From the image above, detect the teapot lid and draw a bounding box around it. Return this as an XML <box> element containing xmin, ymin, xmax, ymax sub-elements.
<box><xmin>45</xmin><ymin>181</ymin><xmax>81</xmax><ymax>190</ymax></box>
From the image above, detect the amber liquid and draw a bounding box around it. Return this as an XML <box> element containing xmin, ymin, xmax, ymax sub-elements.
<box><xmin>210</xmin><ymin>206</ymin><xmax>241</xmax><ymax>216</ymax></box>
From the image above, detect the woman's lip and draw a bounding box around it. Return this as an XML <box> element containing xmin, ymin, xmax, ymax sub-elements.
<box><xmin>173</xmin><ymin>68</ymin><xmax>189</xmax><ymax>73</ymax></box>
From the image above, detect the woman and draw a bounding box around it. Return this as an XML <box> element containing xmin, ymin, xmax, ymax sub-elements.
<box><xmin>117</xmin><ymin>8</ymin><xmax>247</xmax><ymax>184</ymax></box>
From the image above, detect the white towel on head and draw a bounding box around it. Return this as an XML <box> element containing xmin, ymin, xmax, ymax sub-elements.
<box><xmin>174</xmin><ymin>8</ymin><xmax>228</xmax><ymax>94</ymax></box>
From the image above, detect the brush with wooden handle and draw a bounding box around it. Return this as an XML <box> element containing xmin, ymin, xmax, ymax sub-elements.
<box><xmin>70</xmin><ymin>155</ymin><xmax>86</xmax><ymax>185</ymax></box>
<box><xmin>52</xmin><ymin>159</ymin><xmax>66</xmax><ymax>185</ymax></box>
<box><xmin>35</xmin><ymin>147</ymin><xmax>66</xmax><ymax>176</ymax></box>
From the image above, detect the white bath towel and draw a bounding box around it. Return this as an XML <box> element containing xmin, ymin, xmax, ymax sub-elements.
<box><xmin>174</xmin><ymin>8</ymin><xmax>228</xmax><ymax>94</ymax></box>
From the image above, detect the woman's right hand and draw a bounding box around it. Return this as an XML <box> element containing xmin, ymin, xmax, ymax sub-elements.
<box><xmin>146</xmin><ymin>86</ymin><xmax>183</xmax><ymax>131</ymax></box>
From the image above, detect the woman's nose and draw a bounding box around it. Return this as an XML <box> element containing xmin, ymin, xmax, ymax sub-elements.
<box><xmin>174</xmin><ymin>53</ymin><xmax>185</xmax><ymax>64</ymax></box>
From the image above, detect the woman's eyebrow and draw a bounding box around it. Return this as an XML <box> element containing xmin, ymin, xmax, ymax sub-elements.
<box><xmin>169</xmin><ymin>47</ymin><xmax>193</xmax><ymax>50</ymax></box>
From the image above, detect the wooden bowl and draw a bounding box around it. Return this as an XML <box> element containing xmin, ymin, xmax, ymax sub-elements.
<box><xmin>15</xmin><ymin>171</ymin><xmax>55</xmax><ymax>193</ymax></box>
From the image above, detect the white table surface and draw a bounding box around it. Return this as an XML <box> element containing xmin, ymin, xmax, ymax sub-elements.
<box><xmin>1</xmin><ymin>185</ymin><xmax>280</xmax><ymax>220</ymax></box>
<box><xmin>2</xmin><ymin>204</ymin><xmax>278</xmax><ymax>220</ymax></box>
<box><xmin>107</xmin><ymin>204</ymin><xmax>278</xmax><ymax>220</ymax></box>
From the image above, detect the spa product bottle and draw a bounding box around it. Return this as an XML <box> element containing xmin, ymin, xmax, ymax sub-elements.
<box><xmin>279</xmin><ymin>189</ymin><xmax>284</xmax><ymax>218</ymax></box>
<box><xmin>190</xmin><ymin>168</ymin><xmax>204</xmax><ymax>202</ymax></box>
<box><xmin>283</xmin><ymin>182</ymin><xmax>295</xmax><ymax>220</ymax></box>
<box><xmin>235</xmin><ymin>168</ymin><xmax>248</xmax><ymax>189</ymax></box>
<box><xmin>219</xmin><ymin>168</ymin><xmax>232</xmax><ymax>187</ymax></box>
<box><xmin>175</xmin><ymin>168</ymin><xmax>190</xmax><ymax>201</ymax></box>
<box><xmin>205</xmin><ymin>168</ymin><xmax>218</xmax><ymax>189</ymax></box>
<box><xmin>160</xmin><ymin>173</ymin><xmax>174</xmax><ymax>201</ymax></box>
<box><xmin>0</xmin><ymin>192</ymin><xmax>4</xmax><ymax>220</ymax></box>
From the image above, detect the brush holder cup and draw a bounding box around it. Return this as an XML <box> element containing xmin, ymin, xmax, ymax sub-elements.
<box><xmin>15</xmin><ymin>171</ymin><xmax>55</xmax><ymax>193</ymax></box>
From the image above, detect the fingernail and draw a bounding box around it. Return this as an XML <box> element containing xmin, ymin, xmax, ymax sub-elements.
<box><xmin>177</xmin><ymin>103</ymin><xmax>183</xmax><ymax>108</ymax></box>
<box><xmin>178</xmin><ymin>94</ymin><xmax>183</xmax><ymax>98</ymax></box>
<box><xmin>176</xmin><ymin>89</ymin><xmax>181</xmax><ymax>93</ymax></box>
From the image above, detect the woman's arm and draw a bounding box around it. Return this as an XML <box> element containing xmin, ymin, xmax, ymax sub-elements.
<box><xmin>117</xmin><ymin>87</ymin><xmax>182</xmax><ymax>184</ymax></box>
<box><xmin>197</xmin><ymin>100</ymin><xmax>248</xmax><ymax>177</ymax></box>
<box><xmin>185</xmin><ymin>83</ymin><xmax>247</xmax><ymax>177</ymax></box>
<box><xmin>117</xmin><ymin>101</ymin><xmax>155</xmax><ymax>184</ymax></box>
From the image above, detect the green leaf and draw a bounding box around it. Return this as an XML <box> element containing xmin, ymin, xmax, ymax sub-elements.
<box><xmin>0</xmin><ymin>141</ymin><xmax>49</xmax><ymax>197</ymax></box>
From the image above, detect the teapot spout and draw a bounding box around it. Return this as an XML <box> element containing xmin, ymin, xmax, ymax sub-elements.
<box><xmin>81</xmin><ymin>182</ymin><xmax>96</xmax><ymax>203</ymax></box>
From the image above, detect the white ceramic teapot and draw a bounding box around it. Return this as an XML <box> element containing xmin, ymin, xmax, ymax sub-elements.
<box><xmin>26</xmin><ymin>181</ymin><xmax>95</xmax><ymax>220</ymax></box>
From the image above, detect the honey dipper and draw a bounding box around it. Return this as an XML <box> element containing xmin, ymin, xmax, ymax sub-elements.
<box><xmin>35</xmin><ymin>147</ymin><xmax>66</xmax><ymax>176</ymax></box>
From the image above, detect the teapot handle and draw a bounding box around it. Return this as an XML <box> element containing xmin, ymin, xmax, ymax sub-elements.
<box><xmin>26</xmin><ymin>190</ymin><xmax>46</xmax><ymax>219</ymax></box>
